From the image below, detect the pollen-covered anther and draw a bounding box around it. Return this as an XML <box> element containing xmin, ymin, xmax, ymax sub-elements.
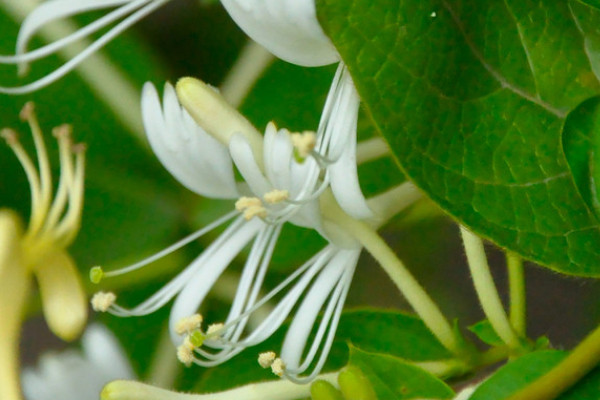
<box><xmin>175</xmin><ymin>314</ymin><xmax>204</xmax><ymax>336</ymax></box>
<box><xmin>52</xmin><ymin>124</ymin><xmax>73</xmax><ymax>140</ymax></box>
<box><xmin>235</xmin><ymin>196</ymin><xmax>267</xmax><ymax>220</ymax></box>
<box><xmin>19</xmin><ymin>101</ymin><xmax>35</xmax><ymax>121</ymax></box>
<box><xmin>271</xmin><ymin>358</ymin><xmax>286</xmax><ymax>377</ymax></box>
<box><xmin>258</xmin><ymin>351</ymin><xmax>276</xmax><ymax>368</ymax></box>
<box><xmin>91</xmin><ymin>291</ymin><xmax>117</xmax><ymax>312</ymax></box>
<box><xmin>177</xmin><ymin>335</ymin><xmax>196</xmax><ymax>367</ymax></box>
<box><xmin>206</xmin><ymin>322</ymin><xmax>225</xmax><ymax>337</ymax></box>
<box><xmin>0</xmin><ymin>128</ymin><xmax>18</xmax><ymax>145</ymax></box>
<box><xmin>264</xmin><ymin>189</ymin><xmax>289</xmax><ymax>204</ymax></box>
<box><xmin>291</xmin><ymin>131</ymin><xmax>316</xmax><ymax>159</ymax></box>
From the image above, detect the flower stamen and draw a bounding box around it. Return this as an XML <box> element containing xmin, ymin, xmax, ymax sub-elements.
<box><xmin>263</xmin><ymin>189</ymin><xmax>289</xmax><ymax>204</ymax></box>
<box><xmin>235</xmin><ymin>196</ymin><xmax>267</xmax><ymax>220</ymax></box>
<box><xmin>175</xmin><ymin>314</ymin><xmax>204</xmax><ymax>336</ymax></box>
<box><xmin>91</xmin><ymin>291</ymin><xmax>117</xmax><ymax>312</ymax></box>
<box><xmin>291</xmin><ymin>131</ymin><xmax>316</xmax><ymax>160</ymax></box>
<box><xmin>258</xmin><ymin>351</ymin><xmax>276</xmax><ymax>368</ymax></box>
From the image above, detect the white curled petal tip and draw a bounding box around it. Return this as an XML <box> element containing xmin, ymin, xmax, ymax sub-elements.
<box><xmin>220</xmin><ymin>0</ymin><xmax>339</xmax><ymax>66</ymax></box>
<box><xmin>142</xmin><ymin>82</ymin><xmax>238</xmax><ymax>199</ymax></box>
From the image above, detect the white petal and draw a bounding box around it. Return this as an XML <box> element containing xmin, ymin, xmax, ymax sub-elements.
<box><xmin>142</xmin><ymin>82</ymin><xmax>238</xmax><ymax>198</ymax></box>
<box><xmin>220</xmin><ymin>0</ymin><xmax>338</xmax><ymax>66</ymax></box>
<box><xmin>229</xmin><ymin>133</ymin><xmax>272</xmax><ymax>196</ymax></box>
<box><xmin>169</xmin><ymin>218</ymin><xmax>265</xmax><ymax>342</ymax></box>
<box><xmin>263</xmin><ymin>123</ymin><xmax>292</xmax><ymax>190</ymax></box>
<box><xmin>82</xmin><ymin>324</ymin><xmax>135</xmax><ymax>381</ymax></box>
<box><xmin>280</xmin><ymin>249</ymin><xmax>351</xmax><ymax>369</ymax></box>
<box><xmin>329</xmin><ymin>130</ymin><xmax>374</xmax><ymax>219</ymax></box>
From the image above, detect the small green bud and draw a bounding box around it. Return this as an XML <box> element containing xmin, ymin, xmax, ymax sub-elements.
<box><xmin>89</xmin><ymin>266</ymin><xmax>104</xmax><ymax>284</ymax></box>
<box><xmin>338</xmin><ymin>366</ymin><xmax>377</xmax><ymax>400</ymax></box>
<box><xmin>310</xmin><ymin>380</ymin><xmax>344</xmax><ymax>400</ymax></box>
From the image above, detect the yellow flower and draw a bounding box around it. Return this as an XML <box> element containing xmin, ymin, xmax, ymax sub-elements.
<box><xmin>0</xmin><ymin>103</ymin><xmax>87</xmax><ymax>400</ymax></box>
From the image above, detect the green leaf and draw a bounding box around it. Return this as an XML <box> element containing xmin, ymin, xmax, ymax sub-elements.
<box><xmin>349</xmin><ymin>346</ymin><xmax>455</xmax><ymax>399</ymax></box>
<box><xmin>470</xmin><ymin>350</ymin><xmax>600</xmax><ymax>400</ymax></box>
<box><xmin>468</xmin><ymin>320</ymin><xmax>504</xmax><ymax>347</ymax></box>
<box><xmin>317</xmin><ymin>0</ymin><xmax>600</xmax><ymax>276</ymax></box>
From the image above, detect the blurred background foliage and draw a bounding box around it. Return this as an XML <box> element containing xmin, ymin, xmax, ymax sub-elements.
<box><xmin>0</xmin><ymin>0</ymin><xmax>598</xmax><ymax>392</ymax></box>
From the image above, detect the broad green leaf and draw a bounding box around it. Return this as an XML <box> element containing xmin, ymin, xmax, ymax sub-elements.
<box><xmin>349</xmin><ymin>346</ymin><xmax>454</xmax><ymax>399</ymax></box>
<box><xmin>468</xmin><ymin>320</ymin><xmax>503</xmax><ymax>347</ymax></box>
<box><xmin>470</xmin><ymin>350</ymin><xmax>600</xmax><ymax>400</ymax></box>
<box><xmin>189</xmin><ymin>309</ymin><xmax>450</xmax><ymax>393</ymax></box>
<box><xmin>317</xmin><ymin>0</ymin><xmax>600</xmax><ymax>276</ymax></box>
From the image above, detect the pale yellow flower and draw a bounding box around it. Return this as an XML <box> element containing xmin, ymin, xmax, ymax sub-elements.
<box><xmin>0</xmin><ymin>103</ymin><xmax>87</xmax><ymax>400</ymax></box>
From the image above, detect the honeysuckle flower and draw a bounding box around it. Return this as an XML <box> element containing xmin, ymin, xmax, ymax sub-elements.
<box><xmin>216</xmin><ymin>0</ymin><xmax>376</xmax><ymax>219</ymax></box>
<box><xmin>0</xmin><ymin>103</ymin><xmax>87</xmax><ymax>400</ymax></box>
<box><xmin>0</xmin><ymin>0</ymin><xmax>170</xmax><ymax>94</ymax></box>
<box><xmin>22</xmin><ymin>324</ymin><xmax>135</xmax><ymax>400</ymax></box>
<box><xmin>91</xmin><ymin>81</ymin><xmax>365</xmax><ymax>382</ymax></box>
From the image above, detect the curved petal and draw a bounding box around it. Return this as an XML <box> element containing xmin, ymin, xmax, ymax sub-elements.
<box><xmin>220</xmin><ymin>0</ymin><xmax>338</xmax><ymax>66</ymax></box>
<box><xmin>142</xmin><ymin>82</ymin><xmax>238</xmax><ymax>199</ymax></box>
<box><xmin>33</xmin><ymin>250</ymin><xmax>87</xmax><ymax>342</ymax></box>
<box><xmin>169</xmin><ymin>218</ymin><xmax>265</xmax><ymax>342</ymax></box>
<box><xmin>229</xmin><ymin>133</ymin><xmax>272</xmax><ymax>197</ymax></box>
<box><xmin>280</xmin><ymin>249</ymin><xmax>358</xmax><ymax>380</ymax></box>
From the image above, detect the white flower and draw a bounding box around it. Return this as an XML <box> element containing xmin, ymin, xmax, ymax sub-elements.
<box><xmin>219</xmin><ymin>0</ymin><xmax>338</xmax><ymax>67</ymax></box>
<box><xmin>22</xmin><ymin>324</ymin><xmax>135</xmax><ymax>400</ymax></box>
<box><xmin>91</xmin><ymin>81</ymin><xmax>362</xmax><ymax>382</ymax></box>
<box><xmin>0</xmin><ymin>0</ymin><xmax>170</xmax><ymax>94</ymax></box>
<box><xmin>214</xmin><ymin>1</ymin><xmax>373</xmax><ymax>219</ymax></box>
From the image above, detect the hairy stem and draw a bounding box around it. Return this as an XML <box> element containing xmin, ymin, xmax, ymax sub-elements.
<box><xmin>460</xmin><ymin>227</ymin><xmax>522</xmax><ymax>351</ymax></box>
<box><xmin>506</xmin><ymin>252</ymin><xmax>526</xmax><ymax>337</ymax></box>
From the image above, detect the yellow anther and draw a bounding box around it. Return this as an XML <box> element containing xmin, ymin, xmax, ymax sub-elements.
<box><xmin>89</xmin><ymin>266</ymin><xmax>104</xmax><ymax>284</ymax></box>
<box><xmin>291</xmin><ymin>131</ymin><xmax>316</xmax><ymax>159</ymax></box>
<box><xmin>1</xmin><ymin>128</ymin><xmax>18</xmax><ymax>145</ymax></box>
<box><xmin>235</xmin><ymin>197</ymin><xmax>267</xmax><ymax>220</ymax></box>
<box><xmin>264</xmin><ymin>189</ymin><xmax>289</xmax><ymax>204</ymax></box>
<box><xmin>19</xmin><ymin>101</ymin><xmax>35</xmax><ymax>121</ymax></box>
<box><xmin>52</xmin><ymin>124</ymin><xmax>72</xmax><ymax>139</ymax></box>
<box><xmin>91</xmin><ymin>291</ymin><xmax>116</xmax><ymax>312</ymax></box>
<box><xmin>258</xmin><ymin>351</ymin><xmax>276</xmax><ymax>368</ymax></box>
<box><xmin>271</xmin><ymin>358</ymin><xmax>286</xmax><ymax>377</ymax></box>
<box><xmin>177</xmin><ymin>336</ymin><xmax>196</xmax><ymax>367</ymax></box>
<box><xmin>206</xmin><ymin>322</ymin><xmax>225</xmax><ymax>337</ymax></box>
<box><xmin>175</xmin><ymin>314</ymin><xmax>204</xmax><ymax>336</ymax></box>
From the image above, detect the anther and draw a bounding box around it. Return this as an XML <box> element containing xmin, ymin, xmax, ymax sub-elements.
<box><xmin>1</xmin><ymin>128</ymin><xmax>19</xmax><ymax>145</ymax></box>
<box><xmin>271</xmin><ymin>358</ymin><xmax>286</xmax><ymax>377</ymax></box>
<box><xmin>177</xmin><ymin>336</ymin><xmax>196</xmax><ymax>367</ymax></box>
<box><xmin>89</xmin><ymin>266</ymin><xmax>104</xmax><ymax>284</ymax></box>
<box><xmin>19</xmin><ymin>102</ymin><xmax>35</xmax><ymax>121</ymax></box>
<box><xmin>291</xmin><ymin>131</ymin><xmax>316</xmax><ymax>159</ymax></box>
<box><xmin>175</xmin><ymin>314</ymin><xmax>204</xmax><ymax>336</ymax></box>
<box><xmin>71</xmin><ymin>143</ymin><xmax>87</xmax><ymax>154</ymax></box>
<box><xmin>235</xmin><ymin>197</ymin><xmax>267</xmax><ymax>220</ymax></box>
<box><xmin>52</xmin><ymin>124</ymin><xmax>72</xmax><ymax>139</ymax></box>
<box><xmin>206</xmin><ymin>322</ymin><xmax>225</xmax><ymax>337</ymax></box>
<box><xmin>258</xmin><ymin>351</ymin><xmax>276</xmax><ymax>368</ymax></box>
<box><xmin>91</xmin><ymin>291</ymin><xmax>116</xmax><ymax>312</ymax></box>
<box><xmin>264</xmin><ymin>189</ymin><xmax>289</xmax><ymax>204</ymax></box>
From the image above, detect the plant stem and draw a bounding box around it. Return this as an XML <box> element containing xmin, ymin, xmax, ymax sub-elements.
<box><xmin>460</xmin><ymin>227</ymin><xmax>522</xmax><ymax>351</ymax></box>
<box><xmin>506</xmin><ymin>252</ymin><xmax>526</xmax><ymax>336</ymax></box>
<box><xmin>507</xmin><ymin>324</ymin><xmax>600</xmax><ymax>400</ymax></box>
<box><xmin>323</xmin><ymin>194</ymin><xmax>464</xmax><ymax>357</ymax></box>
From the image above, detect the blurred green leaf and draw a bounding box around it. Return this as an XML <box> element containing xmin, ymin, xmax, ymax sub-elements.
<box><xmin>317</xmin><ymin>0</ymin><xmax>600</xmax><ymax>276</ymax></box>
<box><xmin>468</xmin><ymin>320</ymin><xmax>504</xmax><ymax>347</ymax></box>
<box><xmin>349</xmin><ymin>346</ymin><xmax>454</xmax><ymax>399</ymax></box>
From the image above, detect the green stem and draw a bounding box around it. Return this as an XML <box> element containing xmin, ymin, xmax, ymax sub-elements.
<box><xmin>507</xmin><ymin>324</ymin><xmax>600</xmax><ymax>400</ymax></box>
<box><xmin>460</xmin><ymin>227</ymin><xmax>522</xmax><ymax>351</ymax></box>
<box><xmin>323</xmin><ymin>194</ymin><xmax>464</xmax><ymax>357</ymax></box>
<box><xmin>506</xmin><ymin>252</ymin><xmax>526</xmax><ymax>337</ymax></box>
